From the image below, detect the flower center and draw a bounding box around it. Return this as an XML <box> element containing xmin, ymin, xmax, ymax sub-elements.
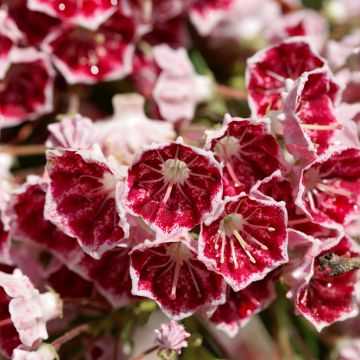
<box><xmin>100</xmin><ymin>172</ymin><xmax>118</xmax><ymax>198</ymax></box>
<box><xmin>214</xmin><ymin>136</ymin><xmax>241</xmax><ymax>162</ymax></box>
<box><xmin>161</xmin><ymin>159</ymin><xmax>190</xmax><ymax>185</ymax></box>
<box><xmin>304</xmin><ymin>168</ymin><xmax>352</xmax><ymax>213</ymax></box>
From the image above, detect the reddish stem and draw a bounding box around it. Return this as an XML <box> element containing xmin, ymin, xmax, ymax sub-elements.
<box><xmin>52</xmin><ymin>323</ymin><xmax>90</xmax><ymax>350</ymax></box>
<box><xmin>216</xmin><ymin>84</ymin><xmax>247</xmax><ymax>101</ymax></box>
<box><xmin>0</xmin><ymin>144</ymin><xmax>46</xmax><ymax>156</ymax></box>
<box><xmin>131</xmin><ymin>345</ymin><xmax>158</xmax><ymax>360</ymax></box>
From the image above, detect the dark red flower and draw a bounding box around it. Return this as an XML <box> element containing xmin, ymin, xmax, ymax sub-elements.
<box><xmin>130</xmin><ymin>231</ymin><xmax>226</xmax><ymax>319</ymax></box>
<box><xmin>28</xmin><ymin>0</ymin><xmax>118</xmax><ymax>30</ymax></box>
<box><xmin>0</xmin><ymin>48</ymin><xmax>54</xmax><ymax>128</ymax></box>
<box><xmin>293</xmin><ymin>237</ymin><xmax>360</xmax><ymax>331</ymax></box>
<box><xmin>124</xmin><ymin>139</ymin><xmax>223</xmax><ymax>234</ymax></box>
<box><xmin>295</xmin><ymin>147</ymin><xmax>360</xmax><ymax>225</ymax></box>
<box><xmin>45</xmin><ymin>146</ymin><xmax>129</xmax><ymax>259</ymax></box>
<box><xmin>205</xmin><ymin>115</ymin><xmax>283</xmax><ymax>195</ymax></box>
<box><xmin>199</xmin><ymin>193</ymin><xmax>287</xmax><ymax>291</ymax></box>
<box><xmin>42</xmin><ymin>10</ymin><xmax>135</xmax><ymax>84</ymax></box>
<box><xmin>246</xmin><ymin>38</ymin><xmax>325</xmax><ymax>117</ymax></box>
<box><xmin>5</xmin><ymin>0</ymin><xmax>60</xmax><ymax>47</ymax></box>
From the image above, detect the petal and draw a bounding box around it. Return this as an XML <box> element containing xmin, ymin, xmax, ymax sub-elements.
<box><xmin>45</xmin><ymin>146</ymin><xmax>128</xmax><ymax>259</ymax></box>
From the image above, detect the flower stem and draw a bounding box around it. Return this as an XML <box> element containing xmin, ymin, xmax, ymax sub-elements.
<box><xmin>131</xmin><ymin>345</ymin><xmax>158</xmax><ymax>360</ymax></box>
<box><xmin>216</xmin><ymin>84</ymin><xmax>247</xmax><ymax>101</ymax></box>
<box><xmin>52</xmin><ymin>323</ymin><xmax>90</xmax><ymax>350</ymax></box>
<box><xmin>0</xmin><ymin>144</ymin><xmax>46</xmax><ymax>156</ymax></box>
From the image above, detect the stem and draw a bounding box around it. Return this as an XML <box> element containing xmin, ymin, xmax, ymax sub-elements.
<box><xmin>131</xmin><ymin>345</ymin><xmax>158</xmax><ymax>360</ymax></box>
<box><xmin>52</xmin><ymin>323</ymin><xmax>90</xmax><ymax>350</ymax></box>
<box><xmin>68</xmin><ymin>92</ymin><xmax>80</xmax><ymax>114</ymax></box>
<box><xmin>0</xmin><ymin>144</ymin><xmax>46</xmax><ymax>156</ymax></box>
<box><xmin>216</xmin><ymin>84</ymin><xmax>247</xmax><ymax>101</ymax></box>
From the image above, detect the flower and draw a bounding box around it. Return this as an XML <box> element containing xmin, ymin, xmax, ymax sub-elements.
<box><xmin>154</xmin><ymin>320</ymin><xmax>190</xmax><ymax>355</ymax></box>
<box><xmin>0</xmin><ymin>269</ymin><xmax>62</xmax><ymax>347</ymax></box>
<box><xmin>152</xmin><ymin>45</ymin><xmax>212</xmax><ymax>123</ymax></box>
<box><xmin>45</xmin><ymin>145</ymin><xmax>129</xmax><ymax>259</ymax></box>
<box><xmin>199</xmin><ymin>192</ymin><xmax>287</xmax><ymax>291</ymax></box>
<box><xmin>295</xmin><ymin>147</ymin><xmax>360</xmax><ymax>225</ymax></box>
<box><xmin>289</xmin><ymin>237</ymin><xmax>360</xmax><ymax>332</ymax></box>
<box><xmin>124</xmin><ymin>138</ymin><xmax>223</xmax><ymax>234</ymax></box>
<box><xmin>95</xmin><ymin>93</ymin><xmax>175</xmax><ymax>165</ymax></box>
<box><xmin>28</xmin><ymin>0</ymin><xmax>118</xmax><ymax>30</ymax></box>
<box><xmin>0</xmin><ymin>48</ymin><xmax>54</xmax><ymax>128</ymax></box>
<box><xmin>42</xmin><ymin>10</ymin><xmax>135</xmax><ymax>84</ymax></box>
<box><xmin>46</xmin><ymin>114</ymin><xmax>96</xmax><ymax>150</ymax></box>
<box><xmin>283</xmin><ymin>67</ymin><xmax>341</xmax><ymax>161</ymax></box>
<box><xmin>130</xmin><ymin>231</ymin><xmax>226</xmax><ymax>319</ymax></box>
<box><xmin>246</xmin><ymin>37</ymin><xmax>325</xmax><ymax>117</ymax></box>
<box><xmin>205</xmin><ymin>114</ymin><xmax>283</xmax><ymax>195</ymax></box>
<box><xmin>12</xmin><ymin>343</ymin><xmax>58</xmax><ymax>360</ymax></box>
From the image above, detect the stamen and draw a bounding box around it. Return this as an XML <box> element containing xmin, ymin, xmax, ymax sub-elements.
<box><xmin>225</xmin><ymin>161</ymin><xmax>242</xmax><ymax>185</ymax></box>
<box><xmin>233</xmin><ymin>229</ymin><xmax>256</xmax><ymax>264</ymax></box>
<box><xmin>230</xmin><ymin>239</ymin><xmax>239</xmax><ymax>269</ymax></box>
<box><xmin>300</xmin><ymin>123</ymin><xmax>342</xmax><ymax>131</ymax></box>
<box><xmin>170</xmin><ymin>260</ymin><xmax>182</xmax><ymax>300</ymax></box>
<box><xmin>162</xmin><ymin>183</ymin><xmax>173</xmax><ymax>204</ymax></box>
<box><xmin>187</xmin><ymin>263</ymin><xmax>202</xmax><ymax>298</ymax></box>
<box><xmin>316</xmin><ymin>183</ymin><xmax>352</xmax><ymax>197</ymax></box>
<box><xmin>220</xmin><ymin>232</ymin><xmax>226</xmax><ymax>264</ymax></box>
<box><xmin>242</xmin><ymin>229</ymin><xmax>268</xmax><ymax>250</ymax></box>
<box><xmin>268</xmin><ymin>227</ymin><xmax>276</xmax><ymax>232</ymax></box>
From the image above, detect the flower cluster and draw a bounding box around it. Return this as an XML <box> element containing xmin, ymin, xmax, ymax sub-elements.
<box><xmin>0</xmin><ymin>0</ymin><xmax>359</xmax><ymax>359</ymax></box>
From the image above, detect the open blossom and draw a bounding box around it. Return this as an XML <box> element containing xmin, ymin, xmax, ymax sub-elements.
<box><xmin>246</xmin><ymin>37</ymin><xmax>325</xmax><ymax>117</ymax></box>
<box><xmin>189</xmin><ymin>0</ymin><xmax>235</xmax><ymax>37</ymax></box>
<box><xmin>205</xmin><ymin>114</ymin><xmax>283</xmax><ymax>195</ymax></box>
<box><xmin>42</xmin><ymin>10</ymin><xmax>135</xmax><ymax>84</ymax></box>
<box><xmin>130</xmin><ymin>231</ymin><xmax>226</xmax><ymax>319</ymax></box>
<box><xmin>295</xmin><ymin>147</ymin><xmax>360</xmax><ymax>225</ymax></box>
<box><xmin>95</xmin><ymin>93</ymin><xmax>175</xmax><ymax>164</ymax></box>
<box><xmin>12</xmin><ymin>344</ymin><xmax>58</xmax><ymax>360</ymax></box>
<box><xmin>289</xmin><ymin>237</ymin><xmax>360</xmax><ymax>331</ymax></box>
<box><xmin>154</xmin><ymin>320</ymin><xmax>190</xmax><ymax>355</ymax></box>
<box><xmin>199</xmin><ymin>192</ymin><xmax>287</xmax><ymax>291</ymax></box>
<box><xmin>28</xmin><ymin>0</ymin><xmax>118</xmax><ymax>30</ymax></box>
<box><xmin>0</xmin><ymin>269</ymin><xmax>62</xmax><ymax>347</ymax></box>
<box><xmin>4</xmin><ymin>0</ymin><xmax>60</xmax><ymax>47</ymax></box>
<box><xmin>124</xmin><ymin>138</ymin><xmax>223</xmax><ymax>234</ymax></box>
<box><xmin>45</xmin><ymin>146</ymin><xmax>129</xmax><ymax>259</ymax></box>
<box><xmin>0</xmin><ymin>48</ymin><xmax>54</xmax><ymax>128</ymax></box>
